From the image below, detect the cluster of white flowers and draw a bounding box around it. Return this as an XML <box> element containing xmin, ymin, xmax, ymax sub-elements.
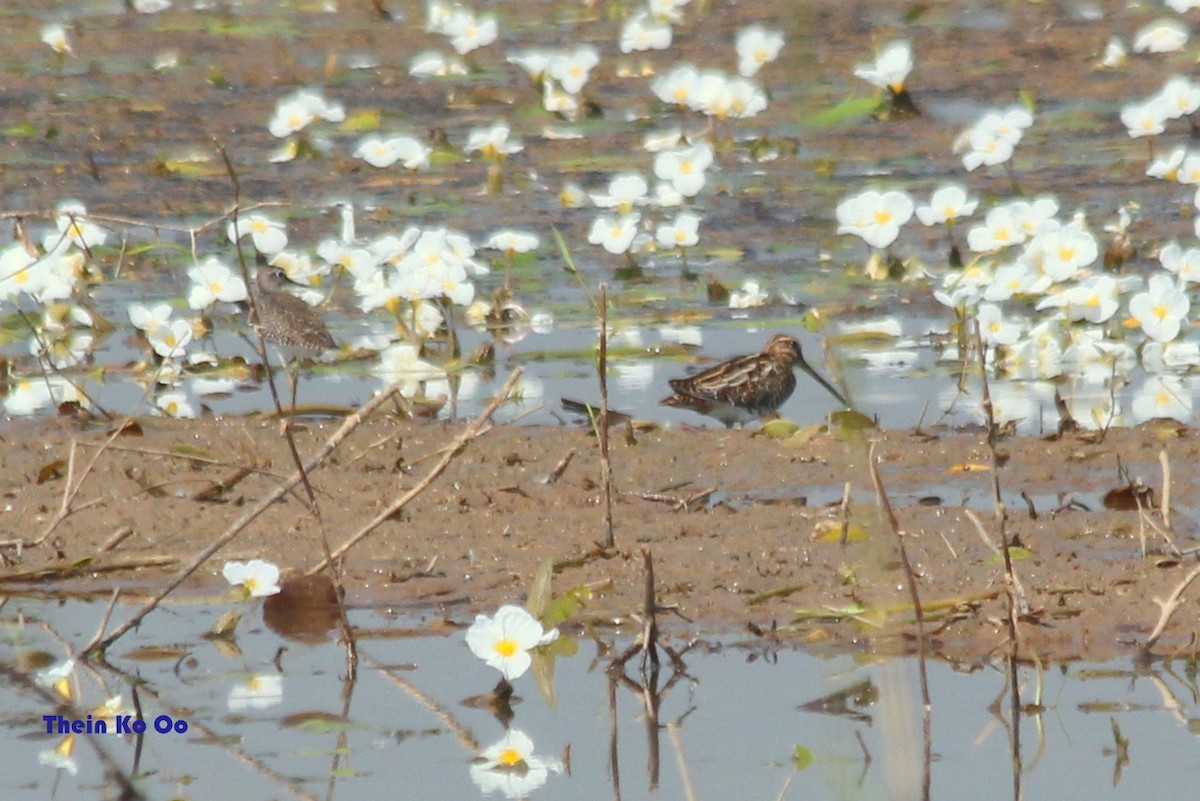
<box><xmin>650</xmin><ymin>63</ymin><xmax>768</xmax><ymax>120</ymax></box>
<box><xmin>1120</xmin><ymin>75</ymin><xmax>1200</xmax><ymax>139</ymax></box>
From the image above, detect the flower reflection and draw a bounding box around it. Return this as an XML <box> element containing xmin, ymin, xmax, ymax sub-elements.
<box><xmin>227</xmin><ymin>674</ymin><xmax>284</xmax><ymax>711</ymax></box>
<box><xmin>470</xmin><ymin>729</ymin><xmax>563</xmax><ymax>798</ymax></box>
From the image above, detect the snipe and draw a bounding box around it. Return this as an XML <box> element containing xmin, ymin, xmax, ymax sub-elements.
<box><xmin>661</xmin><ymin>334</ymin><xmax>847</xmax><ymax>427</ymax></box>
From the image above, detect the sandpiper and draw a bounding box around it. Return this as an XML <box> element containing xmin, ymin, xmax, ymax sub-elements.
<box><xmin>253</xmin><ymin>263</ymin><xmax>336</xmax><ymax>412</ymax></box>
<box><xmin>661</xmin><ymin>334</ymin><xmax>847</xmax><ymax>427</ymax></box>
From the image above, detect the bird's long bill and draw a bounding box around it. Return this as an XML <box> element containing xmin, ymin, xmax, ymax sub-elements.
<box><xmin>797</xmin><ymin>357</ymin><xmax>849</xmax><ymax>408</ymax></box>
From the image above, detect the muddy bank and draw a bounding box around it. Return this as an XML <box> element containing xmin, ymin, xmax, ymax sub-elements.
<box><xmin>1</xmin><ymin>412</ymin><xmax>1195</xmax><ymax>665</ymax></box>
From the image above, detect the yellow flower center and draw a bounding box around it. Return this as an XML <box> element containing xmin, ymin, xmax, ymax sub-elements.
<box><xmin>498</xmin><ymin>748</ymin><xmax>523</xmax><ymax>766</ymax></box>
<box><xmin>874</xmin><ymin>210</ymin><xmax>892</xmax><ymax>225</ymax></box>
<box><xmin>1154</xmin><ymin>304</ymin><xmax>1169</xmax><ymax>321</ymax></box>
<box><xmin>494</xmin><ymin>638</ymin><xmax>518</xmax><ymax>657</ymax></box>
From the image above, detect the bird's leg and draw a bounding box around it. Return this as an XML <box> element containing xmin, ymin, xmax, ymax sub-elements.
<box><xmin>286</xmin><ymin>359</ymin><xmax>300</xmax><ymax>432</ymax></box>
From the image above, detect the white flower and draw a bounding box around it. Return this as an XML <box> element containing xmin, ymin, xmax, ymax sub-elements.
<box><xmin>147</xmin><ymin>318</ymin><xmax>194</xmax><ymax>359</ymax></box>
<box><xmin>915</xmin><ymin>184</ymin><xmax>978</xmax><ymax>226</ymax></box>
<box><xmin>588</xmin><ymin>212</ymin><xmax>641</xmax><ymax>254</ymax></box>
<box><xmin>966</xmin><ymin>207</ymin><xmax>1023</xmax><ymax>252</ymax></box>
<box><xmin>955</xmin><ymin>106</ymin><xmax>1033</xmax><ymax>170</ymax></box>
<box><xmin>590</xmin><ymin>172</ymin><xmax>649</xmax><ymax>211</ymax></box>
<box><xmin>465</xmin><ymin>122</ymin><xmax>523</xmax><ymax>157</ymax></box>
<box><xmin>1121</xmin><ymin>96</ymin><xmax>1171</xmax><ymax>138</ymax></box>
<box><xmin>1148</xmin><ymin>145</ymin><xmax>1187</xmax><ymax>181</ymax></box>
<box><xmin>222</xmin><ymin>559</ymin><xmax>282</xmax><ymax>597</ymax></box>
<box><xmin>1158</xmin><ymin>75</ymin><xmax>1200</xmax><ymax>119</ymax></box>
<box><xmin>655</xmin><ymin>212</ymin><xmax>700</xmax><ymax>248</ymax></box>
<box><xmin>354</xmin><ymin>134</ymin><xmax>431</xmax><ymax>170</ymax></box>
<box><xmin>128</xmin><ymin>302</ymin><xmax>173</xmax><ymax>335</ymax></box>
<box><xmin>483</xmin><ymin>230</ymin><xmax>540</xmax><ymax>254</ymax></box>
<box><xmin>41</xmin><ymin>24</ymin><xmax>72</xmax><ymax>56</ymax></box>
<box><xmin>1130</xmin><ymin>273</ymin><xmax>1189</xmax><ymax>342</ymax></box>
<box><xmin>55</xmin><ymin>202</ymin><xmax>108</xmax><ymax>249</ymax></box>
<box><xmin>268</xmin><ymin>89</ymin><xmax>343</xmax><ymax>138</ymax></box>
<box><xmin>1101</xmin><ymin>36</ymin><xmax>1127</xmax><ymax>68</ymax></box>
<box><xmin>507</xmin><ymin>48</ymin><xmax>551</xmax><ymax>81</ymax></box>
<box><xmin>1024</xmin><ymin>227</ymin><xmax>1098</xmax><ymax>282</ymax></box>
<box><xmin>1160</xmin><ymin>241</ymin><xmax>1200</xmax><ymax>284</ymax></box>
<box><xmin>653</xmin><ymin>142</ymin><xmax>713</xmax><ymax>198</ymax></box>
<box><xmin>736</xmin><ymin>25</ymin><xmax>784</xmax><ymax>77</ymax></box>
<box><xmin>1131</xmin><ymin>376</ymin><xmax>1192</xmax><ymax>423</ymax></box>
<box><xmin>409</xmin><ymin>50</ymin><xmax>468</xmax><ymax>77</ymax></box>
<box><xmin>651</xmin><ymin>63</ymin><xmax>701</xmax><ymax>107</ymax></box>
<box><xmin>729</xmin><ymin>280</ymin><xmax>768</xmax><ymax>309</ymax></box>
<box><xmin>441</xmin><ymin>8</ymin><xmax>497</xmax><ymax>55</ymax></box>
<box><xmin>156</xmin><ymin>391</ymin><xmax>197</xmax><ymax>419</ymax></box>
<box><xmin>1035</xmin><ymin>275</ymin><xmax>1119</xmax><ymax>323</ymax></box>
<box><xmin>1133</xmin><ymin>19</ymin><xmax>1189</xmax><ymax>53</ymax></box>
<box><xmin>648</xmin><ymin>0</ymin><xmax>689</xmax><ymax>23</ymax></box>
<box><xmin>853</xmin><ymin>39</ymin><xmax>912</xmax><ymax>92</ymax></box>
<box><xmin>835</xmin><ymin>189</ymin><xmax>914</xmax><ymax>249</ymax></box>
<box><xmin>227</xmin><ymin>214</ymin><xmax>288</xmax><ymax>255</ymax></box>
<box><xmin>465</xmin><ymin>605</ymin><xmax>558</xmax><ymax>681</ymax></box>
<box><xmin>621</xmin><ymin>12</ymin><xmax>672</xmax><ymax>53</ymax></box>
<box><xmin>187</xmin><ymin>257</ymin><xmax>248</xmax><ymax>309</ymax></box>
<box><xmin>976</xmin><ymin>303</ymin><xmax>1021</xmax><ymax>346</ymax></box>
<box><xmin>548</xmin><ymin>46</ymin><xmax>600</xmax><ymax>95</ymax></box>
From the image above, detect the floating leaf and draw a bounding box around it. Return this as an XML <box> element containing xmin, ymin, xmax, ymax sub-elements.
<box><xmin>987</xmin><ymin>546</ymin><xmax>1033</xmax><ymax>564</ymax></box>
<box><xmin>806</xmin><ymin>95</ymin><xmax>884</xmax><ymax>128</ymax></box>
<box><xmin>125</xmin><ymin>645</ymin><xmax>189</xmax><ymax>661</ymax></box>
<box><xmin>282</xmin><ymin>712</ymin><xmax>362</xmax><ymax>733</ymax></box>
<box><xmin>206</xmin><ymin>610</ymin><xmax>242</xmax><ymax>639</ymax></box>
<box><xmin>5</xmin><ymin>122</ymin><xmax>37</xmax><ymax>137</ymax></box>
<box><xmin>946</xmin><ymin>462</ymin><xmax>991</xmax><ymax>474</ymax></box>
<box><xmin>811</xmin><ymin>520</ymin><xmax>868</xmax><ymax>543</ymax></box>
<box><xmin>760</xmin><ymin>418</ymin><xmax>800</xmax><ymax>439</ymax></box>
<box><xmin>340</xmin><ymin>110</ymin><xmax>381</xmax><ymax>133</ymax></box>
<box><xmin>830</xmin><ymin>410</ymin><xmax>875</xmax><ymax>432</ymax></box>
<box><xmin>782</xmin><ymin>424</ymin><xmax>823</xmax><ymax>449</ymax></box>
<box><xmin>793</xmin><ymin>745</ymin><xmax>814</xmax><ymax>771</ymax></box>
<box><xmin>543</xmin><ymin>585</ymin><xmax>592</xmax><ymax>626</ymax></box>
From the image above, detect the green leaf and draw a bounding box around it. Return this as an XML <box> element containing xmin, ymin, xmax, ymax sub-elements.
<box><xmin>4</xmin><ymin>122</ymin><xmax>37</xmax><ymax>137</ymax></box>
<box><xmin>552</xmin><ymin>225</ymin><xmax>579</xmax><ymax>275</ymax></box>
<box><xmin>340</xmin><ymin>110</ymin><xmax>381</xmax><ymax>133</ymax></box>
<box><xmin>760</xmin><ymin>419</ymin><xmax>800</xmax><ymax>439</ymax></box>
<box><xmin>793</xmin><ymin>745</ymin><xmax>814</xmax><ymax>771</ymax></box>
<box><xmin>987</xmin><ymin>546</ymin><xmax>1033</xmax><ymax>564</ymax></box>
<box><xmin>806</xmin><ymin>96</ymin><xmax>884</xmax><ymax>128</ymax></box>
<box><xmin>526</xmin><ymin>558</ymin><xmax>553</xmax><ymax>620</ymax></box>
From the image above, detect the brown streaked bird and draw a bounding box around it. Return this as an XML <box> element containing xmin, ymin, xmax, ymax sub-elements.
<box><xmin>253</xmin><ymin>264</ymin><xmax>336</xmax><ymax>412</ymax></box>
<box><xmin>661</xmin><ymin>334</ymin><xmax>847</xmax><ymax>428</ymax></box>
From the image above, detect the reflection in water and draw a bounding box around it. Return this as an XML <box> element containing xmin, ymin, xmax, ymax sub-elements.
<box><xmin>469</xmin><ymin>728</ymin><xmax>564</xmax><ymax>799</ymax></box>
<box><xmin>3</xmin><ymin>596</ymin><xmax>1200</xmax><ymax>800</ymax></box>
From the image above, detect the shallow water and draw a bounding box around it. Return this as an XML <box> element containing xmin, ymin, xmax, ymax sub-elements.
<box><xmin>2</xmin><ymin>1</ymin><xmax>1199</xmax><ymax>433</ymax></box>
<box><xmin>2</xmin><ymin>595</ymin><xmax>1197</xmax><ymax>801</ymax></box>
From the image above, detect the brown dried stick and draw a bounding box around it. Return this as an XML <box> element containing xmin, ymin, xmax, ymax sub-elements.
<box><xmin>81</xmin><ymin>379</ymin><xmax>405</xmax><ymax>658</ymax></box>
<box><xmin>1143</xmin><ymin>563</ymin><xmax>1200</xmax><ymax>653</ymax></box>
<box><xmin>306</xmin><ymin>368</ymin><xmax>522</xmax><ymax>574</ymax></box>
